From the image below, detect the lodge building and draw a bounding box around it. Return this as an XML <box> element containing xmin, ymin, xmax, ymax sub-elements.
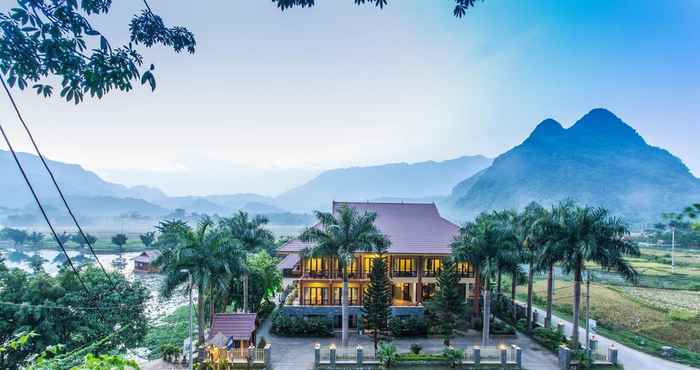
<box><xmin>277</xmin><ymin>201</ymin><xmax>477</xmax><ymax>327</ymax></box>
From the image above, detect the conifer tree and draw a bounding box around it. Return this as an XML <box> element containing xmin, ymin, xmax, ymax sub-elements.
<box><xmin>426</xmin><ymin>259</ymin><xmax>467</xmax><ymax>346</ymax></box>
<box><xmin>362</xmin><ymin>254</ymin><xmax>393</xmax><ymax>351</ymax></box>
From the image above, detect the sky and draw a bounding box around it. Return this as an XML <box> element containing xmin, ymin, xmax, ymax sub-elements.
<box><xmin>0</xmin><ymin>0</ymin><xmax>698</xmax><ymax>196</ymax></box>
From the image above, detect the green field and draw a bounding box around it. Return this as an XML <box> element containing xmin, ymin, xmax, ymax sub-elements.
<box><xmin>516</xmin><ymin>246</ymin><xmax>700</xmax><ymax>367</ymax></box>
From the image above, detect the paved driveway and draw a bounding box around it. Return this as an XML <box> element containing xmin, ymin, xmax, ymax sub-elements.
<box><xmin>267</xmin><ymin>330</ymin><xmax>559</xmax><ymax>370</ymax></box>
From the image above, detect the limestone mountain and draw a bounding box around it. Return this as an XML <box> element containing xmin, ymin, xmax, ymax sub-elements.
<box><xmin>447</xmin><ymin>109</ymin><xmax>700</xmax><ymax>222</ymax></box>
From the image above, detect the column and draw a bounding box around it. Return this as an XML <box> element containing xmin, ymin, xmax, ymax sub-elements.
<box><xmin>264</xmin><ymin>344</ymin><xmax>272</xmax><ymax>368</ymax></box>
<box><xmin>416</xmin><ymin>256</ymin><xmax>423</xmax><ymax>304</ymax></box>
<box><xmin>473</xmin><ymin>347</ymin><xmax>480</xmax><ymax>365</ymax></box>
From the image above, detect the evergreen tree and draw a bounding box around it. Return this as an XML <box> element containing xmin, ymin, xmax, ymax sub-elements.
<box><xmin>362</xmin><ymin>254</ymin><xmax>392</xmax><ymax>351</ymax></box>
<box><xmin>426</xmin><ymin>259</ymin><xmax>467</xmax><ymax>346</ymax></box>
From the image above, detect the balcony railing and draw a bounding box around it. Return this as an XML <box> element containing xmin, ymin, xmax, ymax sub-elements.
<box><xmin>391</xmin><ymin>270</ymin><xmax>417</xmax><ymax>278</ymax></box>
<box><xmin>303</xmin><ymin>298</ymin><xmax>330</xmax><ymax>305</ymax></box>
<box><xmin>303</xmin><ymin>270</ymin><xmax>366</xmax><ymax>279</ymax></box>
<box><xmin>423</xmin><ymin>270</ymin><xmax>440</xmax><ymax>277</ymax></box>
<box><xmin>331</xmin><ymin>298</ymin><xmax>361</xmax><ymax>306</ymax></box>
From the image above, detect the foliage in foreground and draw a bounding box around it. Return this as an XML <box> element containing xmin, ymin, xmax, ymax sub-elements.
<box><xmin>0</xmin><ymin>263</ymin><xmax>149</xmax><ymax>369</ymax></box>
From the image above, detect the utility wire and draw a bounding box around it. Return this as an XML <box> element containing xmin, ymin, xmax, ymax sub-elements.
<box><xmin>0</xmin><ymin>120</ymin><xmax>108</xmax><ymax>324</ymax></box>
<box><xmin>0</xmin><ymin>300</ymin><xmax>129</xmax><ymax>311</ymax></box>
<box><xmin>0</xmin><ymin>77</ymin><xmax>116</xmax><ymax>291</ymax></box>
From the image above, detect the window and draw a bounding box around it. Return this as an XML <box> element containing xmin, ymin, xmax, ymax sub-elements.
<box><xmin>303</xmin><ymin>287</ymin><xmax>328</xmax><ymax>305</ymax></box>
<box><xmin>305</xmin><ymin>258</ymin><xmax>329</xmax><ymax>277</ymax></box>
<box><xmin>456</xmin><ymin>262</ymin><xmax>474</xmax><ymax>277</ymax></box>
<box><xmin>333</xmin><ymin>257</ymin><xmax>359</xmax><ymax>277</ymax></box>
<box><xmin>334</xmin><ymin>287</ymin><xmax>359</xmax><ymax>305</ymax></box>
<box><xmin>392</xmin><ymin>257</ymin><xmax>417</xmax><ymax>277</ymax></box>
<box><xmin>424</xmin><ymin>257</ymin><xmax>444</xmax><ymax>277</ymax></box>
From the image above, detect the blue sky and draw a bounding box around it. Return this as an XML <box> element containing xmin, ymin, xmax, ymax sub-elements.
<box><xmin>1</xmin><ymin>0</ymin><xmax>698</xmax><ymax>195</ymax></box>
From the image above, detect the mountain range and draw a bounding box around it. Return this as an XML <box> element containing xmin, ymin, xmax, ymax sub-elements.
<box><xmin>444</xmin><ymin>108</ymin><xmax>700</xmax><ymax>222</ymax></box>
<box><xmin>276</xmin><ymin>155</ymin><xmax>492</xmax><ymax>212</ymax></box>
<box><xmin>1</xmin><ymin>108</ymin><xmax>697</xmax><ymax>227</ymax></box>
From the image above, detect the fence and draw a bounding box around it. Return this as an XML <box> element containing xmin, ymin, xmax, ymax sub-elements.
<box><xmin>314</xmin><ymin>344</ymin><xmax>522</xmax><ymax>368</ymax></box>
<box><xmin>205</xmin><ymin>344</ymin><xmax>271</xmax><ymax>367</ymax></box>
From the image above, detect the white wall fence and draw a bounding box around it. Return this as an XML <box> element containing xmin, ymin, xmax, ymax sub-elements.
<box><xmin>314</xmin><ymin>344</ymin><xmax>522</xmax><ymax>368</ymax></box>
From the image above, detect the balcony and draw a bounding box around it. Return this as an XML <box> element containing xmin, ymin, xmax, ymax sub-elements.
<box><xmin>391</xmin><ymin>270</ymin><xmax>417</xmax><ymax>278</ymax></box>
<box><xmin>303</xmin><ymin>270</ymin><xmax>366</xmax><ymax>279</ymax></box>
<box><xmin>303</xmin><ymin>298</ymin><xmax>330</xmax><ymax>305</ymax></box>
<box><xmin>331</xmin><ymin>298</ymin><xmax>361</xmax><ymax>306</ymax></box>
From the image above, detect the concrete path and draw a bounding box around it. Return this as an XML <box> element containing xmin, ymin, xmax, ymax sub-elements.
<box><xmin>528</xmin><ymin>305</ymin><xmax>698</xmax><ymax>370</ymax></box>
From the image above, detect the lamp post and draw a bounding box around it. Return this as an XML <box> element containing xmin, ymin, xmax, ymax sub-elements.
<box><xmin>181</xmin><ymin>269</ymin><xmax>193</xmax><ymax>370</ymax></box>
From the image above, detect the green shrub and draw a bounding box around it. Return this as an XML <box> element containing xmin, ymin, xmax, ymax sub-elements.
<box><xmin>270</xmin><ymin>312</ymin><xmax>333</xmax><ymax>337</ymax></box>
<box><xmin>490</xmin><ymin>320</ymin><xmax>516</xmax><ymax>335</ymax></box>
<box><xmin>388</xmin><ymin>316</ymin><xmax>428</xmax><ymax>337</ymax></box>
<box><xmin>442</xmin><ymin>346</ymin><xmax>464</xmax><ymax>367</ymax></box>
<box><xmin>377</xmin><ymin>342</ymin><xmax>399</xmax><ymax>368</ymax></box>
<box><xmin>258</xmin><ymin>336</ymin><xmax>267</xmax><ymax>348</ymax></box>
<box><xmin>410</xmin><ymin>343</ymin><xmax>422</xmax><ymax>354</ymax></box>
<box><xmin>532</xmin><ymin>327</ymin><xmax>566</xmax><ymax>352</ymax></box>
<box><xmin>257</xmin><ymin>300</ymin><xmax>276</xmax><ymax>320</ymax></box>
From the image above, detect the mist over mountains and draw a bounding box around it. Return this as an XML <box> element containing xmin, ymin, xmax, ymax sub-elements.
<box><xmin>1</xmin><ymin>108</ymin><xmax>697</xmax><ymax>227</ymax></box>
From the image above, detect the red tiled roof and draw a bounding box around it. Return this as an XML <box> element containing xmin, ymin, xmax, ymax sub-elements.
<box><xmin>278</xmin><ymin>201</ymin><xmax>459</xmax><ymax>254</ymax></box>
<box><xmin>208</xmin><ymin>313</ymin><xmax>256</xmax><ymax>340</ymax></box>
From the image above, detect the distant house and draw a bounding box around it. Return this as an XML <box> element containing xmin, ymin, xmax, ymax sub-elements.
<box><xmin>133</xmin><ymin>250</ymin><xmax>162</xmax><ymax>273</ymax></box>
<box><xmin>207</xmin><ymin>313</ymin><xmax>257</xmax><ymax>353</ymax></box>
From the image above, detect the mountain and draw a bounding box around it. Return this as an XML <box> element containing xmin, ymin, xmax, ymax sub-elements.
<box><xmin>446</xmin><ymin>108</ymin><xmax>700</xmax><ymax>222</ymax></box>
<box><xmin>0</xmin><ymin>149</ymin><xmax>166</xmax><ymax>208</ymax></box>
<box><xmin>277</xmin><ymin>155</ymin><xmax>492</xmax><ymax>212</ymax></box>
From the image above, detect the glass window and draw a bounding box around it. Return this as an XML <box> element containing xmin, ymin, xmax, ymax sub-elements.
<box><xmin>334</xmin><ymin>287</ymin><xmax>359</xmax><ymax>305</ymax></box>
<box><xmin>303</xmin><ymin>287</ymin><xmax>328</xmax><ymax>305</ymax></box>
<box><xmin>392</xmin><ymin>257</ymin><xmax>416</xmax><ymax>276</ymax></box>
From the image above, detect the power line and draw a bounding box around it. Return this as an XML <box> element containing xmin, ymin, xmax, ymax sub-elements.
<box><xmin>0</xmin><ymin>119</ymin><xmax>108</xmax><ymax>324</ymax></box>
<box><xmin>0</xmin><ymin>300</ymin><xmax>131</xmax><ymax>311</ymax></box>
<box><xmin>0</xmin><ymin>77</ymin><xmax>116</xmax><ymax>291</ymax></box>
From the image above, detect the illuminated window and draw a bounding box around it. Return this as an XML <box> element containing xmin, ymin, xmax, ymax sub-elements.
<box><xmin>392</xmin><ymin>257</ymin><xmax>416</xmax><ymax>277</ymax></box>
<box><xmin>303</xmin><ymin>287</ymin><xmax>328</xmax><ymax>305</ymax></box>
<box><xmin>333</xmin><ymin>287</ymin><xmax>359</xmax><ymax>305</ymax></box>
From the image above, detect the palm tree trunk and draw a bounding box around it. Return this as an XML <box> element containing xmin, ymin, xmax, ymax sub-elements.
<box><xmin>496</xmin><ymin>267</ymin><xmax>502</xmax><ymax>298</ymax></box>
<box><xmin>511</xmin><ymin>268</ymin><xmax>517</xmax><ymax>321</ymax></box>
<box><xmin>572</xmin><ymin>262</ymin><xmax>582</xmax><ymax>348</ymax></box>
<box><xmin>546</xmin><ymin>265</ymin><xmax>554</xmax><ymax>328</ymax></box>
<box><xmin>482</xmin><ymin>281</ymin><xmax>491</xmax><ymax>346</ymax></box>
<box><xmin>197</xmin><ymin>283</ymin><xmax>206</xmax><ymax>347</ymax></box>
<box><xmin>526</xmin><ymin>261</ymin><xmax>534</xmax><ymax>332</ymax></box>
<box><xmin>342</xmin><ymin>265</ymin><xmax>349</xmax><ymax>347</ymax></box>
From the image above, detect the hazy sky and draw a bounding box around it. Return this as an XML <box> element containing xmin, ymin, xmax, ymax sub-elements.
<box><xmin>1</xmin><ymin>0</ymin><xmax>698</xmax><ymax>196</ymax></box>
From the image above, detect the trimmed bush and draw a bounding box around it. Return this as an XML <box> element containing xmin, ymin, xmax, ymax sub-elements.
<box><xmin>270</xmin><ymin>312</ymin><xmax>333</xmax><ymax>337</ymax></box>
<box><xmin>257</xmin><ymin>300</ymin><xmax>276</xmax><ymax>320</ymax></box>
<box><xmin>388</xmin><ymin>316</ymin><xmax>428</xmax><ymax>337</ymax></box>
<box><xmin>410</xmin><ymin>343</ymin><xmax>422</xmax><ymax>354</ymax></box>
<box><xmin>532</xmin><ymin>327</ymin><xmax>566</xmax><ymax>352</ymax></box>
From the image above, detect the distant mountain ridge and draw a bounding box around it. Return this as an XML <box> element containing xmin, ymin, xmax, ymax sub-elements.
<box><xmin>446</xmin><ymin>108</ymin><xmax>700</xmax><ymax>222</ymax></box>
<box><xmin>276</xmin><ymin>155</ymin><xmax>493</xmax><ymax>212</ymax></box>
<box><xmin>0</xmin><ymin>149</ymin><xmax>166</xmax><ymax>208</ymax></box>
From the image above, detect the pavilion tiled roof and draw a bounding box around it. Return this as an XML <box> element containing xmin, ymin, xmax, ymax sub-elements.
<box><xmin>208</xmin><ymin>313</ymin><xmax>257</xmax><ymax>340</ymax></box>
<box><xmin>278</xmin><ymin>201</ymin><xmax>459</xmax><ymax>254</ymax></box>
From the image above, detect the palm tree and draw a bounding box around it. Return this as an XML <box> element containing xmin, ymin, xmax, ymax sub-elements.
<box><xmin>491</xmin><ymin>211</ymin><xmax>521</xmax><ymax>315</ymax></box>
<box><xmin>301</xmin><ymin>205</ymin><xmax>387</xmax><ymax>347</ymax></box>
<box><xmin>158</xmin><ymin>217</ymin><xmax>245</xmax><ymax>345</ymax></box>
<box><xmin>452</xmin><ymin>212</ymin><xmax>503</xmax><ymax>346</ymax></box>
<box><xmin>536</xmin><ymin>208</ymin><xmax>565</xmax><ymax>329</ymax></box>
<box><xmin>516</xmin><ymin>202</ymin><xmax>548</xmax><ymax>332</ymax></box>
<box><xmin>220</xmin><ymin>211</ymin><xmax>275</xmax><ymax>312</ymax></box>
<box><xmin>547</xmin><ymin>201</ymin><xmax>640</xmax><ymax>348</ymax></box>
